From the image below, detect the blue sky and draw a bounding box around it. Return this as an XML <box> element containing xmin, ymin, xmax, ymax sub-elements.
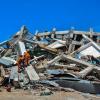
<box><xmin>0</xmin><ymin>0</ymin><xmax>100</xmax><ymax>41</ymax></box>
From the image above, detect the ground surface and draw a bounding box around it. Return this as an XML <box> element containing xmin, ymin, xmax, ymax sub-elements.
<box><xmin>0</xmin><ymin>88</ymin><xmax>100</xmax><ymax>100</ymax></box>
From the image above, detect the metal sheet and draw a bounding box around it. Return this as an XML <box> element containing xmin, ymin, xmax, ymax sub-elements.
<box><xmin>80</xmin><ymin>46</ymin><xmax>100</xmax><ymax>57</ymax></box>
<box><xmin>0</xmin><ymin>57</ymin><xmax>16</xmax><ymax>67</ymax></box>
<box><xmin>18</xmin><ymin>41</ymin><xmax>26</xmax><ymax>55</ymax></box>
<box><xmin>47</xmin><ymin>69</ymin><xmax>64</xmax><ymax>75</ymax></box>
<box><xmin>47</xmin><ymin>40</ymin><xmax>65</xmax><ymax>49</ymax></box>
<box><xmin>25</xmin><ymin>65</ymin><xmax>39</xmax><ymax>81</ymax></box>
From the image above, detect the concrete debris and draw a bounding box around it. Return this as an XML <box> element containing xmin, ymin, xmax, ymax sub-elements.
<box><xmin>0</xmin><ymin>26</ymin><xmax>100</xmax><ymax>95</ymax></box>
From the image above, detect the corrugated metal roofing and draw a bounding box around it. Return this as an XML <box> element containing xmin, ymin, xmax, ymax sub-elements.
<box><xmin>0</xmin><ymin>56</ymin><xmax>16</xmax><ymax>67</ymax></box>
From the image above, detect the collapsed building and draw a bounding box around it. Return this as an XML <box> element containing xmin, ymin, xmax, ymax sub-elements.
<box><xmin>0</xmin><ymin>26</ymin><xmax>100</xmax><ymax>94</ymax></box>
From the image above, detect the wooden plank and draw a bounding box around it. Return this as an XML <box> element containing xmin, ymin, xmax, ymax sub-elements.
<box><xmin>62</xmin><ymin>54</ymin><xmax>93</xmax><ymax>67</ymax></box>
<box><xmin>47</xmin><ymin>55</ymin><xmax>62</xmax><ymax>66</ymax></box>
<box><xmin>78</xmin><ymin>66</ymin><xmax>93</xmax><ymax>78</ymax></box>
<box><xmin>24</xmin><ymin>39</ymin><xmax>58</xmax><ymax>53</ymax></box>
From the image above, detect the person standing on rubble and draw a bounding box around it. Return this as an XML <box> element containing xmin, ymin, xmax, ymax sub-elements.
<box><xmin>17</xmin><ymin>50</ymin><xmax>30</xmax><ymax>72</ymax></box>
<box><xmin>24</xmin><ymin>50</ymin><xmax>31</xmax><ymax>67</ymax></box>
<box><xmin>17</xmin><ymin>55</ymin><xmax>24</xmax><ymax>72</ymax></box>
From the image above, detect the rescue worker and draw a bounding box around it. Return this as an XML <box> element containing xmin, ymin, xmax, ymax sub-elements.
<box><xmin>17</xmin><ymin>55</ymin><xmax>24</xmax><ymax>73</ymax></box>
<box><xmin>24</xmin><ymin>50</ymin><xmax>31</xmax><ymax>67</ymax></box>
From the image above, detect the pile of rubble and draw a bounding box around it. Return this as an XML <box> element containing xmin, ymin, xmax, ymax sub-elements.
<box><xmin>0</xmin><ymin>26</ymin><xmax>100</xmax><ymax>95</ymax></box>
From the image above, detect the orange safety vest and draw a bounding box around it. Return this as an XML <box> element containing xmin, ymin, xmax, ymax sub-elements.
<box><xmin>24</xmin><ymin>52</ymin><xmax>30</xmax><ymax>66</ymax></box>
<box><xmin>17</xmin><ymin>56</ymin><xmax>24</xmax><ymax>68</ymax></box>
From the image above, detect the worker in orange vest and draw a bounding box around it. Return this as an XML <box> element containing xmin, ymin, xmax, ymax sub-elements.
<box><xmin>24</xmin><ymin>50</ymin><xmax>31</xmax><ymax>67</ymax></box>
<box><xmin>17</xmin><ymin>55</ymin><xmax>24</xmax><ymax>72</ymax></box>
